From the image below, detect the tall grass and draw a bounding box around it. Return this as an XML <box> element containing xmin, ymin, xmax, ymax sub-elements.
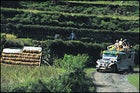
<box><xmin>1</xmin><ymin>54</ymin><xmax>95</xmax><ymax>92</ymax></box>
<box><xmin>1</xmin><ymin>64</ymin><xmax>65</xmax><ymax>92</ymax></box>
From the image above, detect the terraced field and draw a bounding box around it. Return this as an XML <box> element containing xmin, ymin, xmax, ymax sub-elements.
<box><xmin>1</xmin><ymin>1</ymin><xmax>139</xmax><ymax>92</ymax></box>
<box><xmin>1</xmin><ymin>1</ymin><xmax>139</xmax><ymax>44</ymax></box>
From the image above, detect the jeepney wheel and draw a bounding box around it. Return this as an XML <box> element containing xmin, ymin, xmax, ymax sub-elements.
<box><xmin>97</xmin><ymin>69</ymin><xmax>100</xmax><ymax>72</ymax></box>
<box><xmin>111</xmin><ymin>64</ymin><xmax>118</xmax><ymax>73</ymax></box>
<box><xmin>128</xmin><ymin>66</ymin><xmax>133</xmax><ymax>73</ymax></box>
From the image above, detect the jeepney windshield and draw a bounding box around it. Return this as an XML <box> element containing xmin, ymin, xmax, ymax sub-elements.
<box><xmin>103</xmin><ymin>53</ymin><xmax>117</xmax><ymax>59</ymax></box>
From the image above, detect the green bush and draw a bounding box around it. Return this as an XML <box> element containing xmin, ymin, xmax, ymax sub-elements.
<box><xmin>54</xmin><ymin>54</ymin><xmax>89</xmax><ymax>72</ymax></box>
<box><xmin>46</xmin><ymin>69</ymin><xmax>94</xmax><ymax>92</ymax></box>
<box><xmin>1</xmin><ymin>33</ymin><xmax>17</xmax><ymax>39</ymax></box>
<box><xmin>53</xmin><ymin>54</ymin><xmax>93</xmax><ymax>91</ymax></box>
<box><xmin>133</xmin><ymin>44</ymin><xmax>139</xmax><ymax>51</ymax></box>
<box><xmin>41</xmin><ymin>40</ymin><xmax>115</xmax><ymax>67</ymax></box>
<box><xmin>19</xmin><ymin>38</ymin><xmax>34</xmax><ymax>46</ymax></box>
<box><xmin>48</xmin><ymin>40</ymin><xmax>67</xmax><ymax>58</ymax></box>
<box><xmin>0</xmin><ymin>33</ymin><xmax>34</xmax><ymax>54</ymax></box>
<box><xmin>50</xmin><ymin>59</ymin><xmax>94</xmax><ymax>92</ymax></box>
<box><xmin>4</xmin><ymin>39</ymin><xmax>24</xmax><ymax>48</ymax></box>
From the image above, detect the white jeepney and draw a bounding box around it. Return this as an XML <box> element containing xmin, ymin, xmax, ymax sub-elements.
<box><xmin>96</xmin><ymin>39</ymin><xmax>135</xmax><ymax>72</ymax></box>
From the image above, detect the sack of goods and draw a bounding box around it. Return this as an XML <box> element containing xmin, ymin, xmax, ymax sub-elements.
<box><xmin>1</xmin><ymin>46</ymin><xmax>42</xmax><ymax>66</ymax></box>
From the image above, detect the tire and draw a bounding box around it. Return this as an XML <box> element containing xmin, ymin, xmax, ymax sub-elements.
<box><xmin>128</xmin><ymin>66</ymin><xmax>133</xmax><ymax>73</ymax></box>
<box><xmin>97</xmin><ymin>69</ymin><xmax>100</xmax><ymax>72</ymax></box>
<box><xmin>111</xmin><ymin>64</ymin><xmax>118</xmax><ymax>73</ymax></box>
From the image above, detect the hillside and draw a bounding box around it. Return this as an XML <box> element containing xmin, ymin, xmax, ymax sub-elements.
<box><xmin>1</xmin><ymin>0</ymin><xmax>139</xmax><ymax>44</ymax></box>
<box><xmin>1</xmin><ymin>1</ymin><xmax>139</xmax><ymax>92</ymax></box>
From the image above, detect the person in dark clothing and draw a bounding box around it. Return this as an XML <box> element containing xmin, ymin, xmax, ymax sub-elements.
<box><xmin>70</xmin><ymin>31</ymin><xmax>76</xmax><ymax>40</ymax></box>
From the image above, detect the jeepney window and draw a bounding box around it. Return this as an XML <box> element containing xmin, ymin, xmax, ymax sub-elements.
<box><xmin>103</xmin><ymin>53</ymin><xmax>117</xmax><ymax>58</ymax></box>
<box><xmin>122</xmin><ymin>54</ymin><xmax>126</xmax><ymax>58</ymax></box>
<box><xmin>118</xmin><ymin>54</ymin><xmax>126</xmax><ymax>60</ymax></box>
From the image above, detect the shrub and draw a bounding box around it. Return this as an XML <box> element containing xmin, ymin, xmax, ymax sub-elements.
<box><xmin>47</xmin><ymin>69</ymin><xmax>94</xmax><ymax>92</ymax></box>
<box><xmin>54</xmin><ymin>54</ymin><xmax>89</xmax><ymax>72</ymax></box>
<box><xmin>19</xmin><ymin>38</ymin><xmax>34</xmax><ymax>46</ymax></box>
<box><xmin>1</xmin><ymin>33</ymin><xmax>23</xmax><ymax>49</ymax></box>
<box><xmin>1</xmin><ymin>33</ymin><xmax>17</xmax><ymax>39</ymax></box>
<box><xmin>11</xmin><ymin>71</ymin><xmax>95</xmax><ymax>92</ymax></box>
<box><xmin>0</xmin><ymin>33</ymin><xmax>34</xmax><ymax>49</ymax></box>
<box><xmin>4</xmin><ymin>39</ymin><xmax>24</xmax><ymax>48</ymax></box>
<box><xmin>48</xmin><ymin>40</ymin><xmax>67</xmax><ymax>58</ymax></box>
<box><xmin>2</xmin><ymin>33</ymin><xmax>17</xmax><ymax>39</ymax></box>
<box><xmin>42</xmin><ymin>40</ymin><xmax>104</xmax><ymax>67</ymax></box>
<box><xmin>53</xmin><ymin>54</ymin><xmax>93</xmax><ymax>92</ymax></box>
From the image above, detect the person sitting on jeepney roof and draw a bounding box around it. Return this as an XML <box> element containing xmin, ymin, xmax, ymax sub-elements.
<box><xmin>114</xmin><ymin>40</ymin><xmax>119</xmax><ymax>50</ymax></box>
<box><xmin>119</xmin><ymin>38</ymin><xmax>127</xmax><ymax>46</ymax></box>
<box><xmin>119</xmin><ymin>38</ymin><xmax>123</xmax><ymax>46</ymax></box>
<box><xmin>108</xmin><ymin>40</ymin><xmax>120</xmax><ymax>51</ymax></box>
<box><xmin>123</xmin><ymin>42</ymin><xmax>131</xmax><ymax>52</ymax></box>
<box><xmin>118</xmin><ymin>38</ymin><xmax>128</xmax><ymax>51</ymax></box>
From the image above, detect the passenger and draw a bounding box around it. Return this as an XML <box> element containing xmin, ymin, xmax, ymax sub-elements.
<box><xmin>122</xmin><ymin>39</ymin><xmax>127</xmax><ymax>47</ymax></box>
<box><xmin>118</xmin><ymin>38</ymin><xmax>128</xmax><ymax>51</ymax></box>
<box><xmin>119</xmin><ymin>38</ymin><xmax>123</xmax><ymax>46</ymax></box>
<box><xmin>114</xmin><ymin>40</ymin><xmax>119</xmax><ymax>50</ymax></box>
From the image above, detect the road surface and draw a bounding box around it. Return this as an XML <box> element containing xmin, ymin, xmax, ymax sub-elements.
<box><xmin>92</xmin><ymin>72</ymin><xmax>139</xmax><ymax>92</ymax></box>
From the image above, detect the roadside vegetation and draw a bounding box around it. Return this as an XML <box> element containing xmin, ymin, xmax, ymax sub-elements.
<box><xmin>1</xmin><ymin>54</ymin><xmax>95</xmax><ymax>92</ymax></box>
<box><xmin>128</xmin><ymin>73</ymin><xmax>139</xmax><ymax>90</ymax></box>
<box><xmin>1</xmin><ymin>0</ymin><xmax>139</xmax><ymax>92</ymax></box>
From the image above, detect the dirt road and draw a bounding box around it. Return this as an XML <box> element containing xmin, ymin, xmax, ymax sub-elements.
<box><xmin>92</xmin><ymin>72</ymin><xmax>139</xmax><ymax>92</ymax></box>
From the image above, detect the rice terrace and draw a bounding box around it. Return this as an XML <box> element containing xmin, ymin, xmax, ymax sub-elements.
<box><xmin>0</xmin><ymin>0</ymin><xmax>139</xmax><ymax>92</ymax></box>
